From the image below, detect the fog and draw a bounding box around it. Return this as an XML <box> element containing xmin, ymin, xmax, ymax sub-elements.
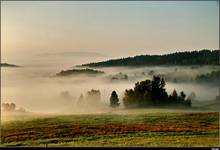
<box><xmin>1</xmin><ymin>58</ymin><xmax>219</xmax><ymax>114</ymax></box>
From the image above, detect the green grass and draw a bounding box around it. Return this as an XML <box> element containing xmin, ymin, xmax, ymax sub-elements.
<box><xmin>3</xmin><ymin>132</ymin><xmax>219</xmax><ymax>147</ymax></box>
<box><xmin>1</xmin><ymin>109</ymin><xmax>219</xmax><ymax>147</ymax></box>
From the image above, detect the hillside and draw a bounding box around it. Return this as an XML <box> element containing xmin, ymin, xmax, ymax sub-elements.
<box><xmin>79</xmin><ymin>49</ymin><xmax>219</xmax><ymax>67</ymax></box>
<box><xmin>1</xmin><ymin>63</ymin><xmax>20</xmax><ymax>67</ymax></box>
<box><xmin>56</xmin><ymin>68</ymin><xmax>104</xmax><ymax>77</ymax></box>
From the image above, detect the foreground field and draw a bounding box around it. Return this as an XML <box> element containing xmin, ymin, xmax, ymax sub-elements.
<box><xmin>1</xmin><ymin>109</ymin><xmax>219</xmax><ymax>147</ymax></box>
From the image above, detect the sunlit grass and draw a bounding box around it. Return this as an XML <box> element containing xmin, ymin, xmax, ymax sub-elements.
<box><xmin>1</xmin><ymin>109</ymin><xmax>219</xmax><ymax>147</ymax></box>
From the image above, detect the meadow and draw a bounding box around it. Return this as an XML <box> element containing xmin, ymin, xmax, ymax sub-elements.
<box><xmin>1</xmin><ymin>0</ymin><xmax>219</xmax><ymax>147</ymax></box>
<box><xmin>1</xmin><ymin>108</ymin><xmax>219</xmax><ymax>147</ymax></box>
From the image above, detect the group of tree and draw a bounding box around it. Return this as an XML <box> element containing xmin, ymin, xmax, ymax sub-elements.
<box><xmin>75</xmin><ymin>77</ymin><xmax>194</xmax><ymax>109</ymax></box>
<box><xmin>155</xmin><ymin>73</ymin><xmax>193</xmax><ymax>83</ymax></box>
<box><xmin>195</xmin><ymin>70</ymin><xmax>219</xmax><ymax>85</ymax></box>
<box><xmin>2</xmin><ymin>102</ymin><xmax>26</xmax><ymax>112</ymax></box>
<box><xmin>86</xmin><ymin>89</ymin><xmax>101</xmax><ymax>105</ymax></box>
<box><xmin>80</xmin><ymin>49</ymin><xmax>219</xmax><ymax>67</ymax></box>
<box><xmin>147</xmin><ymin>69</ymin><xmax>219</xmax><ymax>84</ymax></box>
<box><xmin>121</xmin><ymin>76</ymin><xmax>192</xmax><ymax>108</ymax></box>
<box><xmin>110</xmin><ymin>72</ymin><xmax>128</xmax><ymax>81</ymax></box>
<box><xmin>76</xmin><ymin>89</ymin><xmax>101</xmax><ymax>107</ymax></box>
<box><xmin>56</xmin><ymin>68</ymin><xmax>104</xmax><ymax>77</ymax></box>
<box><xmin>76</xmin><ymin>89</ymin><xmax>121</xmax><ymax>108</ymax></box>
<box><xmin>60</xmin><ymin>91</ymin><xmax>75</xmax><ymax>100</ymax></box>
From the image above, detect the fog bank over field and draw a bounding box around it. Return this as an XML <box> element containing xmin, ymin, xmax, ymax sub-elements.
<box><xmin>1</xmin><ymin>61</ymin><xmax>219</xmax><ymax>113</ymax></box>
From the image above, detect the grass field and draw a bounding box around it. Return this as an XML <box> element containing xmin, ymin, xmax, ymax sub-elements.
<box><xmin>1</xmin><ymin>109</ymin><xmax>219</xmax><ymax>147</ymax></box>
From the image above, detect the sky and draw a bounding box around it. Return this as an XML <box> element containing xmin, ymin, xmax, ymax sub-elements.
<box><xmin>1</xmin><ymin>1</ymin><xmax>219</xmax><ymax>64</ymax></box>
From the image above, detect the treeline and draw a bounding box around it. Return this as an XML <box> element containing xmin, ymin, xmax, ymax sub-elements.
<box><xmin>151</xmin><ymin>70</ymin><xmax>219</xmax><ymax>85</ymax></box>
<box><xmin>56</xmin><ymin>68</ymin><xmax>104</xmax><ymax>77</ymax></box>
<box><xmin>81</xmin><ymin>76</ymin><xmax>192</xmax><ymax>109</ymax></box>
<box><xmin>110</xmin><ymin>72</ymin><xmax>128</xmax><ymax>81</ymax></box>
<box><xmin>77</xmin><ymin>89</ymin><xmax>101</xmax><ymax>107</ymax></box>
<box><xmin>79</xmin><ymin>49</ymin><xmax>219</xmax><ymax>67</ymax></box>
<box><xmin>122</xmin><ymin>76</ymin><xmax>191</xmax><ymax>108</ymax></box>
<box><xmin>109</xmin><ymin>76</ymin><xmax>192</xmax><ymax>108</ymax></box>
<box><xmin>195</xmin><ymin>70</ymin><xmax>219</xmax><ymax>84</ymax></box>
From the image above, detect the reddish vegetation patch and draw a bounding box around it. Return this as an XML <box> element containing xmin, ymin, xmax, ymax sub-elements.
<box><xmin>2</xmin><ymin>112</ymin><xmax>219</xmax><ymax>143</ymax></box>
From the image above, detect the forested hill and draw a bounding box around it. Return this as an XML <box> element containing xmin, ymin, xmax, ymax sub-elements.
<box><xmin>1</xmin><ymin>63</ymin><xmax>20</xmax><ymax>67</ymax></box>
<box><xmin>79</xmin><ymin>49</ymin><xmax>219</xmax><ymax>67</ymax></box>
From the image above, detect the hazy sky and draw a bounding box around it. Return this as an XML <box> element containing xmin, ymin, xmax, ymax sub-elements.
<box><xmin>1</xmin><ymin>1</ymin><xmax>219</xmax><ymax>64</ymax></box>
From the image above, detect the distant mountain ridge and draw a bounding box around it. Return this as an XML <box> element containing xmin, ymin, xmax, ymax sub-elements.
<box><xmin>1</xmin><ymin>63</ymin><xmax>20</xmax><ymax>67</ymax></box>
<box><xmin>78</xmin><ymin>49</ymin><xmax>219</xmax><ymax>67</ymax></box>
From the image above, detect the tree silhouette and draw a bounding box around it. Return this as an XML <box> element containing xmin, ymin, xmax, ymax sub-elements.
<box><xmin>151</xmin><ymin>76</ymin><xmax>168</xmax><ymax>104</ymax></box>
<box><xmin>110</xmin><ymin>91</ymin><xmax>120</xmax><ymax>107</ymax></box>
<box><xmin>180</xmin><ymin>91</ymin><xmax>186</xmax><ymax>100</ymax></box>
<box><xmin>77</xmin><ymin>94</ymin><xmax>85</xmax><ymax>107</ymax></box>
<box><xmin>172</xmin><ymin>89</ymin><xmax>178</xmax><ymax>98</ymax></box>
